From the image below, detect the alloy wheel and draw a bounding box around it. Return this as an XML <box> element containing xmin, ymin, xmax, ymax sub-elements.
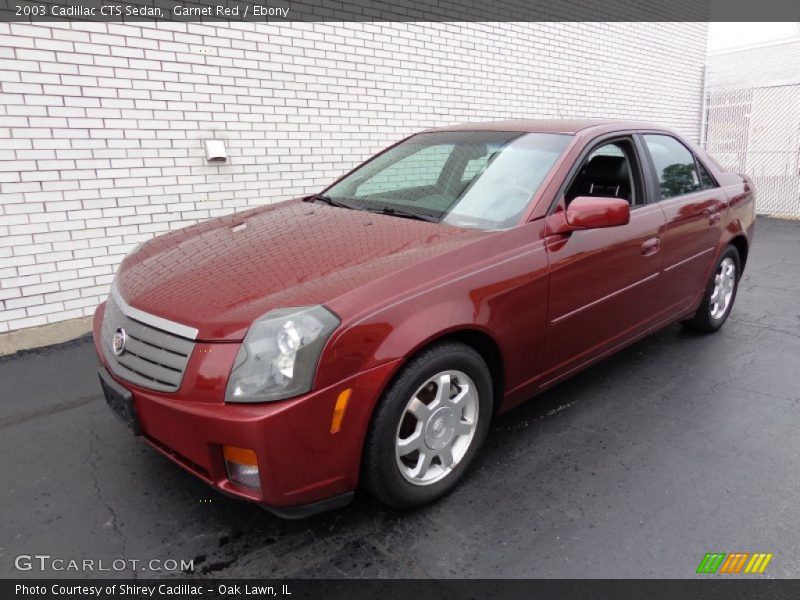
<box><xmin>394</xmin><ymin>370</ymin><xmax>479</xmax><ymax>486</ymax></box>
<box><xmin>709</xmin><ymin>257</ymin><xmax>736</xmax><ymax>320</ymax></box>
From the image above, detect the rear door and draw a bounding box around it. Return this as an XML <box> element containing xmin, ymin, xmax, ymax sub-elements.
<box><xmin>542</xmin><ymin>135</ymin><xmax>666</xmax><ymax>379</ymax></box>
<box><xmin>639</xmin><ymin>134</ymin><xmax>726</xmax><ymax>315</ymax></box>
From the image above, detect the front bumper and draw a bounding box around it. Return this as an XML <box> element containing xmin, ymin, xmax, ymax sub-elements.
<box><xmin>93</xmin><ymin>303</ymin><xmax>400</xmax><ymax>517</ymax></box>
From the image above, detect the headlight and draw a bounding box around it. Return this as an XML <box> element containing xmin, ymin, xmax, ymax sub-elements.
<box><xmin>225</xmin><ymin>306</ymin><xmax>340</xmax><ymax>403</ymax></box>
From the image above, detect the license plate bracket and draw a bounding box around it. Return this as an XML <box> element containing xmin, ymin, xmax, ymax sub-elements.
<box><xmin>99</xmin><ymin>368</ymin><xmax>141</xmax><ymax>435</ymax></box>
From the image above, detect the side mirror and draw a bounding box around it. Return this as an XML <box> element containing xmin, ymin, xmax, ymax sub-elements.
<box><xmin>566</xmin><ymin>196</ymin><xmax>630</xmax><ymax>229</ymax></box>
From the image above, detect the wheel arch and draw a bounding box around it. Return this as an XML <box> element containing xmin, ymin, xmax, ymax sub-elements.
<box><xmin>439</xmin><ymin>328</ymin><xmax>505</xmax><ymax>414</ymax></box>
<box><xmin>391</xmin><ymin>326</ymin><xmax>506</xmax><ymax>414</ymax></box>
<box><xmin>729</xmin><ymin>234</ymin><xmax>749</xmax><ymax>273</ymax></box>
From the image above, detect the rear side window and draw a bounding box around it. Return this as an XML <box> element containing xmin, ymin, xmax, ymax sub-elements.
<box><xmin>643</xmin><ymin>134</ymin><xmax>701</xmax><ymax>199</ymax></box>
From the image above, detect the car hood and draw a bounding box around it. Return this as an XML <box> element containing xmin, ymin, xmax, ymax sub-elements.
<box><xmin>114</xmin><ymin>199</ymin><xmax>487</xmax><ymax>340</ymax></box>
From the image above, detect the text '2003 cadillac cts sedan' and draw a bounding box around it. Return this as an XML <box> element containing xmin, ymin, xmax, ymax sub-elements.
<box><xmin>94</xmin><ymin>120</ymin><xmax>755</xmax><ymax>517</ymax></box>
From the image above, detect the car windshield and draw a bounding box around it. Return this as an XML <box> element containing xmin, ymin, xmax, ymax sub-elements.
<box><xmin>322</xmin><ymin>131</ymin><xmax>572</xmax><ymax>230</ymax></box>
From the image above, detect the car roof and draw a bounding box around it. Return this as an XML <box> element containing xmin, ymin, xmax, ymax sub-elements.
<box><xmin>420</xmin><ymin>119</ymin><xmax>667</xmax><ymax>135</ymax></box>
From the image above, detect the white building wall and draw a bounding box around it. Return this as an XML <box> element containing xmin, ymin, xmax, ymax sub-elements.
<box><xmin>0</xmin><ymin>21</ymin><xmax>708</xmax><ymax>332</ymax></box>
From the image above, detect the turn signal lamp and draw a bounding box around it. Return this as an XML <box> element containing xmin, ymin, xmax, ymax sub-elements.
<box><xmin>223</xmin><ymin>445</ymin><xmax>260</xmax><ymax>490</ymax></box>
<box><xmin>330</xmin><ymin>388</ymin><xmax>352</xmax><ymax>433</ymax></box>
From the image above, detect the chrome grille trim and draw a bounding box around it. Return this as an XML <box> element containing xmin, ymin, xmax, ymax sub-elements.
<box><xmin>101</xmin><ymin>291</ymin><xmax>196</xmax><ymax>393</ymax></box>
<box><xmin>111</xmin><ymin>286</ymin><xmax>198</xmax><ymax>340</ymax></box>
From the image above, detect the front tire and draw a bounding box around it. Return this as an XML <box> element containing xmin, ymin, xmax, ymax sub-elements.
<box><xmin>683</xmin><ymin>245</ymin><xmax>740</xmax><ymax>333</ymax></box>
<box><xmin>362</xmin><ymin>341</ymin><xmax>493</xmax><ymax>510</ymax></box>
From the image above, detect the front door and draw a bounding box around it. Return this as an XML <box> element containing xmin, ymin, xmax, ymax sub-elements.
<box><xmin>542</xmin><ymin>137</ymin><xmax>667</xmax><ymax>380</ymax></box>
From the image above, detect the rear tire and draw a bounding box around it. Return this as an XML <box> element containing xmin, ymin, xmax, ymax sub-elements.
<box><xmin>362</xmin><ymin>341</ymin><xmax>493</xmax><ymax>510</ymax></box>
<box><xmin>683</xmin><ymin>245</ymin><xmax>740</xmax><ymax>333</ymax></box>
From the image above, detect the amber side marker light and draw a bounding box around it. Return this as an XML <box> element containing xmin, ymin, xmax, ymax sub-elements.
<box><xmin>223</xmin><ymin>445</ymin><xmax>260</xmax><ymax>490</ymax></box>
<box><xmin>330</xmin><ymin>388</ymin><xmax>352</xmax><ymax>433</ymax></box>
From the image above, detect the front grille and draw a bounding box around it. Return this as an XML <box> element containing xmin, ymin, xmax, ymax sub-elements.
<box><xmin>101</xmin><ymin>290</ymin><xmax>196</xmax><ymax>393</ymax></box>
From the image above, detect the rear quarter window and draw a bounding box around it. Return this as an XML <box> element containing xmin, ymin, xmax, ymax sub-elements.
<box><xmin>697</xmin><ymin>159</ymin><xmax>718</xmax><ymax>189</ymax></box>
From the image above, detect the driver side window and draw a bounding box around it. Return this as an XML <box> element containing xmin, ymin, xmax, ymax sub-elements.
<box><xmin>565</xmin><ymin>139</ymin><xmax>640</xmax><ymax>207</ymax></box>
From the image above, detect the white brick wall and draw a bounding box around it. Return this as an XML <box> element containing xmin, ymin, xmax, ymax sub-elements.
<box><xmin>0</xmin><ymin>21</ymin><xmax>708</xmax><ymax>333</ymax></box>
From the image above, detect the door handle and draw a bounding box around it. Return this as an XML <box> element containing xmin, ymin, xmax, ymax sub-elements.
<box><xmin>703</xmin><ymin>205</ymin><xmax>723</xmax><ymax>226</ymax></box>
<box><xmin>641</xmin><ymin>237</ymin><xmax>661</xmax><ymax>256</ymax></box>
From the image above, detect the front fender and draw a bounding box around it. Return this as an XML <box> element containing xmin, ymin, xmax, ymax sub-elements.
<box><xmin>315</xmin><ymin>225</ymin><xmax>551</xmax><ymax>403</ymax></box>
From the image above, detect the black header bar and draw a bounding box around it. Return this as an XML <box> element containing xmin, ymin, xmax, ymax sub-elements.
<box><xmin>6</xmin><ymin>579</ymin><xmax>800</xmax><ymax>600</ymax></box>
<box><xmin>0</xmin><ymin>0</ymin><xmax>799</xmax><ymax>22</ymax></box>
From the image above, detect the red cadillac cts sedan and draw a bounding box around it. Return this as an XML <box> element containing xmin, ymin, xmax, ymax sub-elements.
<box><xmin>94</xmin><ymin>120</ymin><xmax>755</xmax><ymax>517</ymax></box>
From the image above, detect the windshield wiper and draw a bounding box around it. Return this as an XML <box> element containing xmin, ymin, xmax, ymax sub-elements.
<box><xmin>303</xmin><ymin>194</ymin><xmax>359</xmax><ymax>210</ymax></box>
<box><xmin>305</xmin><ymin>195</ymin><xmax>439</xmax><ymax>223</ymax></box>
<box><xmin>371</xmin><ymin>206</ymin><xmax>440</xmax><ymax>223</ymax></box>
